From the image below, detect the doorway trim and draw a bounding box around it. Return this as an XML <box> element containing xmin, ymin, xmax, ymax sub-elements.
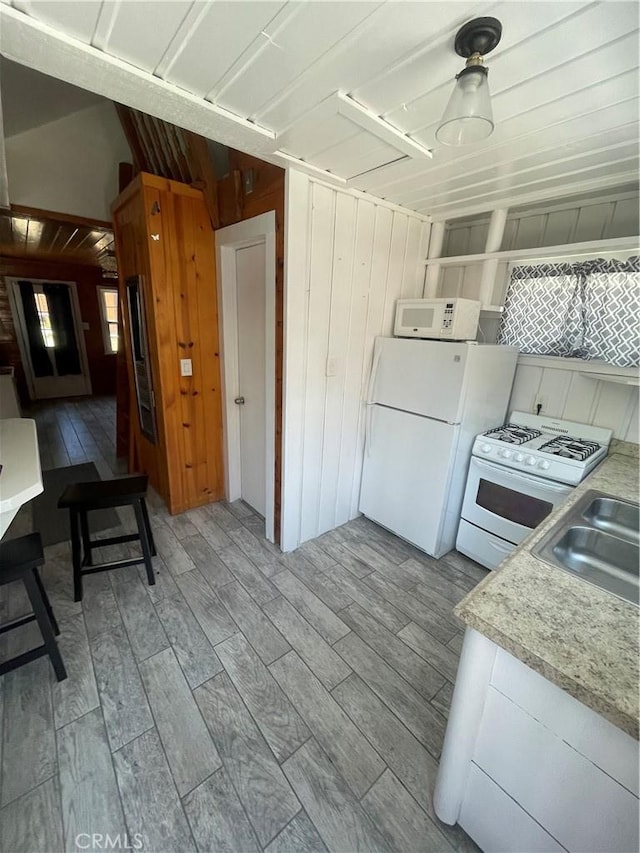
<box><xmin>215</xmin><ymin>211</ymin><xmax>276</xmax><ymax>542</ymax></box>
<box><xmin>6</xmin><ymin>277</ymin><xmax>92</xmax><ymax>400</ymax></box>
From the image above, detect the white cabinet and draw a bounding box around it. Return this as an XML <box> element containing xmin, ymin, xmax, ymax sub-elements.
<box><xmin>459</xmin><ymin>764</ymin><xmax>563</xmax><ymax>853</ymax></box>
<box><xmin>434</xmin><ymin>629</ymin><xmax>639</xmax><ymax>853</ymax></box>
<box><xmin>491</xmin><ymin>647</ymin><xmax>638</xmax><ymax>796</ymax></box>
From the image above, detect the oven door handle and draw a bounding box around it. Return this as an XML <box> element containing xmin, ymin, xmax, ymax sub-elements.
<box><xmin>471</xmin><ymin>457</ymin><xmax>571</xmax><ymax>492</ymax></box>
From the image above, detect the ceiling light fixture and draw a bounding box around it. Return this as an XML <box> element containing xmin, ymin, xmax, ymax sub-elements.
<box><xmin>436</xmin><ymin>16</ymin><xmax>502</xmax><ymax>147</ymax></box>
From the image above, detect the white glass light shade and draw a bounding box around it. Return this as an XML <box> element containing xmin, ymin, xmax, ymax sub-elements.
<box><xmin>436</xmin><ymin>66</ymin><xmax>494</xmax><ymax>146</ymax></box>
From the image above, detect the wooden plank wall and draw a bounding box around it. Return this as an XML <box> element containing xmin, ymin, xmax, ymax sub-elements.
<box><xmin>112</xmin><ymin>173</ymin><xmax>224</xmax><ymax>513</ymax></box>
<box><xmin>508</xmin><ymin>362</ymin><xmax>639</xmax><ymax>442</ymax></box>
<box><xmin>281</xmin><ymin>170</ymin><xmax>431</xmax><ymax>551</ymax></box>
<box><xmin>165</xmin><ymin>184</ymin><xmax>225</xmax><ymax>509</ymax></box>
<box><xmin>111</xmin><ymin>178</ymin><xmax>164</xmax><ymax>494</ymax></box>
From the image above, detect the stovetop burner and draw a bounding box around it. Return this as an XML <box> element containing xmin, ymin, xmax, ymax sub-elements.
<box><xmin>473</xmin><ymin>411</ymin><xmax>612</xmax><ymax>485</ymax></box>
<box><xmin>483</xmin><ymin>423</ymin><xmax>543</xmax><ymax>445</ymax></box>
<box><xmin>538</xmin><ymin>435</ymin><xmax>601</xmax><ymax>461</ymax></box>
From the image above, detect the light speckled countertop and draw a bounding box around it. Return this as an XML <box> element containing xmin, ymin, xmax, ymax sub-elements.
<box><xmin>455</xmin><ymin>449</ymin><xmax>640</xmax><ymax>739</ymax></box>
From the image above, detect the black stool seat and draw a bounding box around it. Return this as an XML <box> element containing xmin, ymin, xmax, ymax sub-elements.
<box><xmin>1</xmin><ymin>532</ymin><xmax>48</xmax><ymax>582</ymax></box>
<box><xmin>58</xmin><ymin>475</ymin><xmax>149</xmax><ymax>510</ymax></box>
<box><xmin>0</xmin><ymin>532</ymin><xmax>67</xmax><ymax>681</ymax></box>
<box><xmin>57</xmin><ymin>474</ymin><xmax>156</xmax><ymax>602</ymax></box>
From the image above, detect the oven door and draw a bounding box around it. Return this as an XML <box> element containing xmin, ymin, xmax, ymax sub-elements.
<box><xmin>461</xmin><ymin>456</ymin><xmax>573</xmax><ymax>545</ymax></box>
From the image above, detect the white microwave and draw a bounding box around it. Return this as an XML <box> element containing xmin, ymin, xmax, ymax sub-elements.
<box><xmin>394</xmin><ymin>298</ymin><xmax>480</xmax><ymax>341</ymax></box>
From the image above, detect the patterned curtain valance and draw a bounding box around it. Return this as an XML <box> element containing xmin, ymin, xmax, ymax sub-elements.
<box><xmin>509</xmin><ymin>256</ymin><xmax>640</xmax><ymax>279</ymax></box>
<box><xmin>497</xmin><ymin>256</ymin><xmax>640</xmax><ymax>368</ymax></box>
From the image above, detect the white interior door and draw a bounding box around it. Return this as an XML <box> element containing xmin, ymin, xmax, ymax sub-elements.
<box><xmin>236</xmin><ymin>243</ymin><xmax>266</xmax><ymax>516</ymax></box>
<box><xmin>8</xmin><ymin>278</ymin><xmax>92</xmax><ymax>399</ymax></box>
<box><xmin>216</xmin><ymin>211</ymin><xmax>276</xmax><ymax>541</ymax></box>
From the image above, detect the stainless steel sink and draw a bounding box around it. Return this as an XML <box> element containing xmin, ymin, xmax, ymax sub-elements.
<box><xmin>533</xmin><ymin>490</ymin><xmax>639</xmax><ymax>606</ymax></box>
<box><xmin>582</xmin><ymin>497</ymin><xmax>639</xmax><ymax>544</ymax></box>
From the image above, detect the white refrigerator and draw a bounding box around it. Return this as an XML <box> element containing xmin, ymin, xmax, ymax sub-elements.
<box><xmin>359</xmin><ymin>338</ymin><xmax>518</xmax><ymax>559</ymax></box>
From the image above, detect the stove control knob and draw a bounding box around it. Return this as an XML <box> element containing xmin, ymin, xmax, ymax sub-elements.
<box><xmin>480</xmin><ymin>444</ymin><xmax>492</xmax><ymax>453</ymax></box>
<box><xmin>526</xmin><ymin>456</ymin><xmax>537</xmax><ymax>466</ymax></box>
<box><xmin>538</xmin><ymin>459</ymin><xmax>550</xmax><ymax>470</ymax></box>
<box><xmin>500</xmin><ymin>449</ymin><xmax>513</xmax><ymax>459</ymax></box>
<box><xmin>514</xmin><ymin>452</ymin><xmax>524</xmax><ymax>462</ymax></box>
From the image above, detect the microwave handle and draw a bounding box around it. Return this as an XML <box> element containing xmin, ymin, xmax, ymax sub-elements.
<box><xmin>367</xmin><ymin>345</ymin><xmax>382</xmax><ymax>404</ymax></box>
<box><xmin>472</xmin><ymin>457</ymin><xmax>572</xmax><ymax>493</ymax></box>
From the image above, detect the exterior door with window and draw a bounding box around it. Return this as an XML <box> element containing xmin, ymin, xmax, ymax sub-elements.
<box><xmin>8</xmin><ymin>278</ymin><xmax>92</xmax><ymax>399</ymax></box>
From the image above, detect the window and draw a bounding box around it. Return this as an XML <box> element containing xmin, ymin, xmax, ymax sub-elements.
<box><xmin>497</xmin><ymin>256</ymin><xmax>640</xmax><ymax>368</ymax></box>
<box><xmin>98</xmin><ymin>286</ymin><xmax>119</xmax><ymax>354</ymax></box>
<box><xmin>33</xmin><ymin>289</ymin><xmax>55</xmax><ymax>348</ymax></box>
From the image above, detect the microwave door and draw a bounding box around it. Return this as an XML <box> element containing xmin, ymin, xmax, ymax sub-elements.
<box><xmin>396</xmin><ymin>303</ymin><xmax>445</xmax><ymax>337</ymax></box>
<box><xmin>411</xmin><ymin>303</ymin><xmax>444</xmax><ymax>331</ymax></box>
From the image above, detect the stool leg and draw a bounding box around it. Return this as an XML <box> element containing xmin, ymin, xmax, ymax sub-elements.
<box><xmin>23</xmin><ymin>570</ymin><xmax>67</xmax><ymax>682</ymax></box>
<box><xmin>69</xmin><ymin>509</ymin><xmax>83</xmax><ymax>602</ymax></box>
<box><xmin>32</xmin><ymin>567</ymin><xmax>60</xmax><ymax>636</ymax></box>
<box><xmin>80</xmin><ymin>510</ymin><xmax>93</xmax><ymax>567</ymax></box>
<box><xmin>140</xmin><ymin>498</ymin><xmax>156</xmax><ymax>557</ymax></box>
<box><xmin>134</xmin><ymin>499</ymin><xmax>156</xmax><ymax>587</ymax></box>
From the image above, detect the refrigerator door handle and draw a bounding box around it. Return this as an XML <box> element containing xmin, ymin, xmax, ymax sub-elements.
<box><xmin>365</xmin><ymin>403</ymin><xmax>374</xmax><ymax>457</ymax></box>
<box><xmin>367</xmin><ymin>345</ymin><xmax>383</xmax><ymax>403</ymax></box>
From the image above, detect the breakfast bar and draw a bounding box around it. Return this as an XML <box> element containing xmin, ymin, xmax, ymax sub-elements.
<box><xmin>434</xmin><ymin>448</ymin><xmax>640</xmax><ymax>853</ymax></box>
<box><xmin>0</xmin><ymin>418</ymin><xmax>43</xmax><ymax>538</ymax></box>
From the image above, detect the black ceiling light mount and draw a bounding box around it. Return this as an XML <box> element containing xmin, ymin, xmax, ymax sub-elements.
<box><xmin>436</xmin><ymin>16</ymin><xmax>502</xmax><ymax>147</ymax></box>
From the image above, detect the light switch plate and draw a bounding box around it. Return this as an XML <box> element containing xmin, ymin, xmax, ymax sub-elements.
<box><xmin>180</xmin><ymin>358</ymin><xmax>193</xmax><ymax>377</ymax></box>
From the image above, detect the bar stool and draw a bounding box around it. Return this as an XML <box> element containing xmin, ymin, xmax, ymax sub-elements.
<box><xmin>0</xmin><ymin>532</ymin><xmax>67</xmax><ymax>680</ymax></box>
<box><xmin>57</xmin><ymin>474</ymin><xmax>157</xmax><ymax>602</ymax></box>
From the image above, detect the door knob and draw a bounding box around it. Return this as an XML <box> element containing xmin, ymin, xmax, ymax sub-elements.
<box><xmin>234</xmin><ymin>396</ymin><xmax>245</xmax><ymax>405</ymax></box>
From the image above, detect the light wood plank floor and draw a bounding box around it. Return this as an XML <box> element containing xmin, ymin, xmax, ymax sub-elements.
<box><xmin>1</xmin><ymin>397</ymin><xmax>484</xmax><ymax>853</ymax></box>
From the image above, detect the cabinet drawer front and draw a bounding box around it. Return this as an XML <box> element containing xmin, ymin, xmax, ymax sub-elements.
<box><xmin>460</xmin><ymin>764</ymin><xmax>564</xmax><ymax>853</ymax></box>
<box><xmin>475</xmin><ymin>688</ymin><xmax>639</xmax><ymax>853</ymax></box>
<box><xmin>492</xmin><ymin>648</ymin><xmax>638</xmax><ymax>796</ymax></box>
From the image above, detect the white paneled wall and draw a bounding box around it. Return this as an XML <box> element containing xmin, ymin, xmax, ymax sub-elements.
<box><xmin>438</xmin><ymin>188</ymin><xmax>640</xmax><ymax>437</ymax></box>
<box><xmin>438</xmin><ymin>188</ymin><xmax>640</xmax><ymax>307</ymax></box>
<box><xmin>281</xmin><ymin>169</ymin><xmax>431</xmax><ymax>551</ymax></box>
<box><xmin>508</xmin><ymin>358</ymin><xmax>639</xmax><ymax>442</ymax></box>
<box><xmin>443</xmin><ymin>189</ymin><xmax>640</xmax><ymax>257</ymax></box>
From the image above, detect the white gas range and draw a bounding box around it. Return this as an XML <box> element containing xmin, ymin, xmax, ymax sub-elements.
<box><xmin>456</xmin><ymin>411</ymin><xmax>613</xmax><ymax>570</ymax></box>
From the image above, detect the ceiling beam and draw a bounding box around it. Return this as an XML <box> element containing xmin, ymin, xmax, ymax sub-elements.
<box><xmin>336</xmin><ymin>93</ymin><xmax>433</xmax><ymax>161</ymax></box>
<box><xmin>0</xmin><ymin>4</ymin><xmax>276</xmax><ymax>156</ymax></box>
<box><xmin>0</xmin><ymin>5</ymin><xmax>355</xmax><ymax>191</ymax></box>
